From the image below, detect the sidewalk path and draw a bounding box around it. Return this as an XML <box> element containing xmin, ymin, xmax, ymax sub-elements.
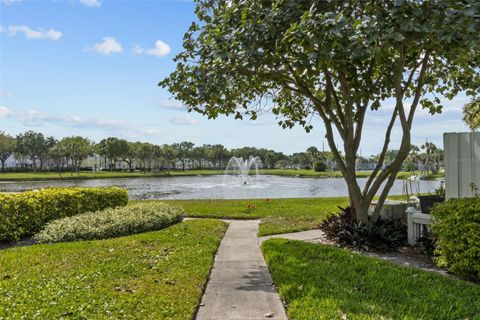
<box><xmin>258</xmin><ymin>229</ymin><xmax>325</xmax><ymax>245</ymax></box>
<box><xmin>196</xmin><ymin>220</ymin><xmax>288</xmax><ymax>320</ymax></box>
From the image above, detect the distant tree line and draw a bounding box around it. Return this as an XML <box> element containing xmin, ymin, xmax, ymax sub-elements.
<box><xmin>0</xmin><ymin>130</ymin><xmax>442</xmax><ymax>174</ymax></box>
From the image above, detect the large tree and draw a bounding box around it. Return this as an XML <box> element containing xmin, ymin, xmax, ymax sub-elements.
<box><xmin>59</xmin><ymin>136</ymin><xmax>93</xmax><ymax>175</ymax></box>
<box><xmin>160</xmin><ymin>0</ymin><xmax>480</xmax><ymax>222</ymax></box>
<box><xmin>97</xmin><ymin>137</ymin><xmax>128</xmax><ymax>170</ymax></box>
<box><xmin>124</xmin><ymin>142</ymin><xmax>141</xmax><ymax>172</ymax></box>
<box><xmin>138</xmin><ymin>142</ymin><xmax>155</xmax><ymax>172</ymax></box>
<box><xmin>173</xmin><ymin>141</ymin><xmax>195</xmax><ymax>170</ymax></box>
<box><xmin>0</xmin><ymin>131</ymin><xmax>15</xmax><ymax>171</ymax></box>
<box><xmin>15</xmin><ymin>131</ymin><xmax>48</xmax><ymax>172</ymax></box>
<box><xmin>48</xmin><ymin>141</ymin><xmax>67</xmax><ymax>175</ymax></box>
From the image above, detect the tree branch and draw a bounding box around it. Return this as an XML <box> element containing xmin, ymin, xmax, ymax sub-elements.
<box><xmin>363</xmin><ymin>104</ymin><xmax>398</xmax><ymax>195</ymax></box>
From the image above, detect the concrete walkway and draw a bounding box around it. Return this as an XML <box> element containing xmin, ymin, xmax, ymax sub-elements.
<box><xmin>258</xmin><ymin>229</ymin><xmax>325</xmax><ymax>244</ymax></box>
<box><xmin>196</xmin><ymin>220</ymin><xmax>288</xmax><ymax>320</ymax></box>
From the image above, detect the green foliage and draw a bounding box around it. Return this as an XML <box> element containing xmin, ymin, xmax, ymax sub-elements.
<box><xmin>313</xmin><ymin>161</ymin><xmax>327</xmax><ymax>172</ymax></box>
<box><xmin>0</xmin><ymin>131</ymin><xmax>15</xmax><ymax>170</ymax></box>
<box><xmin>97</xmin><ymin>137</ymin><xmax>128</xmax><ymax>169</ymax></box>
<box><xmin>431</xmin><ymin>198</ymin><xmax>480</xmax><ymax>280</ymax></box>
<box><xmin>162</xmin><ymin>0</ymin><xmax>480</xmax><ymax>126</ymax></box>
<box><xmin>15</xmin><ymin>131</ymin><xmax>55</xmax><ymax>170</ymax></box>
<box><xmin>161</xmin><ymin>0</ymin><xmax>480</xmax><ymax>222</ymax></box>
<box><xmin>319</xmin><ymin>207</ymin><xmax>407</xmax><ymax>250</ymax></box>
<box><xmin>58</xmin><ymin>136</ymin><xmax>93</xmax><ymax>172</ymax></box>
<box><xmin>0</xmin><ymin>187</ymin><xmax>128</xmax><ymax>242</ymax></box>
<box><xmin>262</xmin><ymin>239</ymin><xmax>480</xmax><ymax>320</ymax></box>
<box><xmin>463</xmin><ymin>97</ymin><xmax>480</xmax><ymax>131</ymax></box>
<box><xmin>36</xmin><ymin>202</ymin><xmax>184</xmax><ymax>243</ymax></box>
<box><xmin>0</xmin><ymin>219</ymin><xmax>228</xmax><ymax>319</ymax></box>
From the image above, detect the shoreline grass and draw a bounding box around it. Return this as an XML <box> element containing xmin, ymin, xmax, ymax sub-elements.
<box><xmin>0</xmin><ymin>219</ymin><xmax>228</xmax><ymax>320</ymax></box>
<box><xmin>0</xmin><ymin>169</ymin><xmax>444</xmax><ymax>181</ymax></box>
<box><xmin>262</xmin><ymin>239</ymin><xmax>480</xmax><ymax>319</ymax></box>
<box><xmin>161</xmin><ymin>197</ymin><xmax>347</xmax><ymax>236</ymax></box>
<box><xmin>161</xmin><ymin>195</ymin><xmax>406</xmax><ymax>236</ymax></box>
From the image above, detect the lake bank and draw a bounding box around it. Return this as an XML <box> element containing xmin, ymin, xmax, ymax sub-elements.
<box><xmin>0</xmin><ymin>169</ymin><xmax>444</xmax><ymax>182</ymax></box>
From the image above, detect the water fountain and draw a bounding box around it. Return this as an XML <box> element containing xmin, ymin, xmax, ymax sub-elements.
<box><xmin>223</xmin><ymin>156</ymin><xmax>262</xmax><ymax>185</ymax></box>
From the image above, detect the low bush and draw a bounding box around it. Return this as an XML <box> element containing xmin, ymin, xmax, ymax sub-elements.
<box><xmin>35</xmin><ymin>202</ymin><xmax>184</xmax><ymax>243</ymax></box>
<box><xmin>431</xmin><ymin>198</ymin><xmax>480</xmax><ymax>280</ymax></box>
<box><xmin>0</xmin><ymin>187</ymin><xmax>128</xmax><ymax>242</ymax></box>
<box><xmin>319</xmin><ymin>206</ymin><xmax>407</xmax><ymax>251</ymax></box>
<box><xmin>313</xmin><ymin>161</ymin><xmax>327</xmax><ymax>172</ymax></box>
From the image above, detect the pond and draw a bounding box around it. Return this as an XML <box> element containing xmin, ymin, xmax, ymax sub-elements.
<box><xmin>0</xmin><ymin>175</ymin><xmax>441</xmax><ymax>200</ymax></box>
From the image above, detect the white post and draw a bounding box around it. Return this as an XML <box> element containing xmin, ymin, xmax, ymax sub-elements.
<box><xmin>406</xmin><ymin>207</ymin><xmax>418</xmax><ymax>245</ymax></box>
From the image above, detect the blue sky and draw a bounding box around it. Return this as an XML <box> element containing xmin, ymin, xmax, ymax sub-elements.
<box><xmin>0</xmin><ymin>0</ymin><xmax>471</xmax><ymax>156</ymax></box>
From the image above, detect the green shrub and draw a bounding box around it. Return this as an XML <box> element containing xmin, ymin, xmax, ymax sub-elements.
<box><xmin>313</xmin><ymin>161</ymin><xmax>327</xmax><ymax>172</ymax></box>
<box><xmin>35</xmin><ymin>202</ymin><xmax>184</xmax><ymax>243</ymax></box>
<box><xmin>431</xmin><ymin>197</ymin><xmax>480</xmax><ymax>280</ymax></box>
<box><xmin>0</xmin><ymin>187</ymin><xmax>128</xmax><ymax>242</ymax></box>
<box><xmin>319</xmin><ymin>206</ymin><xmax>407</xmax><ymax>251</ymax></box>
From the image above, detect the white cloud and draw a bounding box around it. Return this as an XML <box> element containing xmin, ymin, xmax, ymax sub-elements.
<box><xmin>2</xmin><ymin>0</ymin><xmax>22</xmax><ymax>5</ymax></box>
<box><xmin>157</xmin><ymin>99</ymin><xmax>187</xmax><ymax>111</ymax></box>
<box><xmin>5</xmin><ymin>25</ymin><xmax>62</xmax><ymax>40</ymax></box>
<box><xmin>146</xmin><ymin>40</ymin><xmax>171</xmax><ymax>57</ymax></box>
<box><xmin>0</xmin><ymin>106</ymin><xmax>13</xmax><ymax>118</ymax></box>
<box><xmin>92</xmin><ymin>37</ymin><xmax>123</xmax><ymax>55</ymax></box>
<box><xmin>166</xmin><ymin>114</ymin><xmax>197</xmax><ymax>125</ymax></box>
<box><xmin>80</xmin><ymin>0</ymin><xmax>101</xmax><ymax>7</ymax></box>
<box><xmin>3</xmin><ymin>107</ymin><xmax>160</xmax><ymax>137</ymax></box>
<box><xmin>132</xmin><ymin>40</ymin><xmax>171</xmax><ymax>58</ymax></box>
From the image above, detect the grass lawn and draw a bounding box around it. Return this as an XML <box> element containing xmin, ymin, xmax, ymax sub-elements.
<box><xmin>163</xmin><ymin>197</ymin><xmax>348</xmax><ymax>236</ymax></box>
<box><xmin>0</xmin><ymin>169</ymin><xmax>444</xmax><ymax>181</ymax></box>
<box><xmin>162</xmin><ymin>195</ymin><xmax>405</xmax><ymax>236</ymax></box>
<box><xmin>0</xmin><ymin>219</ymin><xmax>228</xmax><ymax>320</ymax></box>
<box><xmin>262</xmin><ymin>239</ymin><xmax>480</xmax><ymax>320</ymax></box>
<box><xmin>0</xmin><ymin>170</ymin><xmax>225</xmax><ymax>181</ymax></box>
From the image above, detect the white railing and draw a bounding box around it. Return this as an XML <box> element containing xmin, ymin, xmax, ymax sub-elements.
<box><xmin>406</xmin><ymin>207</ymin><xmax>432</xmax><ymax>245</ymax></box>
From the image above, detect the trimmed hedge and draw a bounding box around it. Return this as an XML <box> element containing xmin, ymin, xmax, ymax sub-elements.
<box><xmin>431</xmin><ymin>197</ymin><xmax>480</xmax><ymax>280</ymax></box>
<box><xmin>35</xmin><ymin>202</ymin><xmax>184</xmax><ymax>243</ymax></box>
<box><xmin>0</xmin><ymin>187</ymin><xmax>128</xmax><ymax>242</ymax></box>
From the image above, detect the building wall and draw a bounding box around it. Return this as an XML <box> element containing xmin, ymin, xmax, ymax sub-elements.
<box><xmin>444</xmin><ymin>132</ymin><xmax>480</xmax><ymax>199</ymax></box>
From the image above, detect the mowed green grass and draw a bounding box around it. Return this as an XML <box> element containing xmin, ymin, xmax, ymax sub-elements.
<box><xmin>0</xmin><ymin>169</ymin><xmax>444</xmax><ymax>181</ymax></box>
<box><xmin>0</xmin><ymin>170</ymin><xmax>225</xmax><ymax>181</ymax></box>
<box><xmin>162</xmin><ymin>197</ymin><xmax>348</xmax><ymax>236</ymax></box>
<box><xmin>0</xmin><ymin>219</ymin><xmax>228</xmax><ymax>320</ymax></box>
<box><xmin>260</xmin><ymin>169</ymin><xmax>444</xmax><ymax>180</ymax></box>
<box><xmin>262</xmin><ymin>239</ymin><xmax>480</xmax><ymax>320</ymax></box>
